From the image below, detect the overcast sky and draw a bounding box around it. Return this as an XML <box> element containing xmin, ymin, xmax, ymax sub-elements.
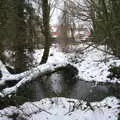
<box><xmin>50</xmin><ymin>0</ymin><xmax>86</xmax><ymax>26</ymax></box>
<box><xmin>50</xmin><ymin>0</ymin><xmax>64</xmax><ymax>26</ymax></box>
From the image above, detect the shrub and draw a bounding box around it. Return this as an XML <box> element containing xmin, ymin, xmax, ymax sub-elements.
<box><xmin>107</xmin><ymin>66</ymin><xmax>120</xmax><ymax>79</ymax></box>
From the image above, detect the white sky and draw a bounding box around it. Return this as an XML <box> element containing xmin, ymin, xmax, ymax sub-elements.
<box><xmin>50</xmin><ymin>0</ymin><xmax>87</xmax><ymax>26</ymax></box>
<box><xmin>50</xmin><ymin>0</ymin><xmax>64</xmax><ymax>26</ymax></box>
<box><xmin>30</xmin><ymin>0</ymin><xmax>90</xmax><ymax>28</ymax></box>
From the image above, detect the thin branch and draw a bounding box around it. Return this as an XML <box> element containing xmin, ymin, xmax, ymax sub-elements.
<box><xmin>31</xmin><ymin>102</ymin><xmax>52</xmax><ymax>115</ymax></box>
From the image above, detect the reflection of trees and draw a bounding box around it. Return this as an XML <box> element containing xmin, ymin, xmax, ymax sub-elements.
<box><xmin>41</xmin><ymin>65</ymin><xmax>78</xmax><ymax>97</ymax></box>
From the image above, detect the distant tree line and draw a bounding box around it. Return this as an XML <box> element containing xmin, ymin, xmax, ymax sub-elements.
<box><xmin>58</xmin><ymin>0</ymin><xmax>120</xmax><ymax>57</ymax></box>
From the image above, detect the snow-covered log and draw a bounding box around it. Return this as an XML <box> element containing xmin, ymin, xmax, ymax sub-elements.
<box><xmin>0</xmin><ymin>61</ymin><xmax>69</xmax><ymax>97</ymax></box>
<box><xmin>0</xmin><ymin>60</ymin><xmax>35</xmax><ymax>85</ymax></box>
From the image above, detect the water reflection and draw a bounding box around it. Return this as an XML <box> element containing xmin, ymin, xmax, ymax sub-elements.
<box><xmin>70</xmin><ymin>80</ymin><xmax>120</xmax><ymax>102</ymax></box>
<box><xmin>32</xmin><ymin>71</ymin><xmax>120</xmax><ymax>102</ymax></box>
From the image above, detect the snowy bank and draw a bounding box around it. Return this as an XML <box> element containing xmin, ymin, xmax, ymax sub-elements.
<box><xmin>32</xmin><ymin>43</ymin><xmax>120</xmax><ymax>83</ymax></box>
<box><xmin>1</xmin><ymin>43</ymin><xmax>120</xmax><ymax>97</ymax></box>
<box><xmin>2</xmin><ymin>43</ymin><xmax>120</xmax><ymax>84</ymax></box>
<box><xmin>0</xmin><ymin>97</ymin><xmax>119</xmax><ymax>120</ymax></box>
<box><xmin>66</xmin><ymin>44</ymin><xmax>120</xmax><ymax>83</ymax></box>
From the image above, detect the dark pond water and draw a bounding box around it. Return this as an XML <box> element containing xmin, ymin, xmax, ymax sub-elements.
<box><xmin>31</xmin><ymin>68</ymin><xmax>120</xmax><ymax>102</ymax></box>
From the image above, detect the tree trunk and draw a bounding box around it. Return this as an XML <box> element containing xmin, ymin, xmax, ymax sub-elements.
<box><xmin>40</xmin><ymin>0</ymin><xmax>51</xmax><ymax>64</ymax></box>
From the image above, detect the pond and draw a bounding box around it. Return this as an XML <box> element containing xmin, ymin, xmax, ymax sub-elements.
<box><xmin>0</xmin><ymin>49</ymin><xmax>120</xmax><ymax>109</ymax></box>
<box><xmin>31</xmin><ymin>66</ymin><xmax>120</xmax><ymax>102</ymax></box>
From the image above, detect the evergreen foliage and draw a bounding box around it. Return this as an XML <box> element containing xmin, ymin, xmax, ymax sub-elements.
<box><xmin>107</xmin><ymin>66</ymin><xmax>120</xmax><ymax>79</ymax></box>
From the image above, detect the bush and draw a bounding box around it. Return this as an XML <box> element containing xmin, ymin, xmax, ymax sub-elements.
<box><xmin>107</xmin><ymin>66</ymin><xmax>120</xmax><ymax>79</ymax></box>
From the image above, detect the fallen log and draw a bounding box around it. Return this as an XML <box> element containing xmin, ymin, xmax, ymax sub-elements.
<box><xmin>0</xmin><ymin>61</ymin><xmax>69</xmax><ymax>97</ymax></box>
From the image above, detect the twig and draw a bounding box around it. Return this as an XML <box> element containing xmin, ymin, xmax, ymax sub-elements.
<box><xmin>31</xmin><ymin>102</ymin><xmax>52</xmax><ymax>115</ymax></box>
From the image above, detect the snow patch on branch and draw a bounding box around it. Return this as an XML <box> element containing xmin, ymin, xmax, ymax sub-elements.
<box><xmin>0</xmin><ymin>61</ymin><xmax>10</xmax><ymax>77</ymax></box>
<box><xmin>0</xmin><ymin>61</ymin><xmax>68</xmax><ymax>97</ymax></box>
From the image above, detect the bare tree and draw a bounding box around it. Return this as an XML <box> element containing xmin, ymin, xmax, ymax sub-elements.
<box><xmin>40</xmin><ymin>0</ymin><xmax>51</xmax><ymax>64</ymax></box>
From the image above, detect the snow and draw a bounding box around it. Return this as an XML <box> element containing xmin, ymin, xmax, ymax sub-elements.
<box><xmin>0</xmin><ymin>43</ymin><xmax>120</xmax><ymax>119</ymax></box>
<box><xmin>0</xmin><ymin>44</ymin><xmax>120</xmax><ymax>120</ymax></box>
<box><xmin>66</xmin><ymin>44</ymin><xmax>120</xmax><ymax>83</ymax></box>
<box><xmin>0</xmin><ymin>97</ymin><xmax>119</xmax><ymax>120</ymax></box>
<box><xmin>0</xmin><ymin>60</ymin><xmax>68</xmax><ymax>97</ymax></box>
<box><xmin>1</xmin><ymin>42</ymin><xmax>120</xmax><ymax>97</ymax></box>
<box><xmin>31</xmin><ymin>43</ymin><xmax>120</xmax><ymax>84</ymax></box>
<box><xmin>0</xmin><ymin>61</ymin><xmax>10</xmax><ymax>76</ymax></box>
<box><xmin>0</xmin><ymin>44</ymin><xmax>68</xmax><ymax>97</ymax></box>
<box><xmin>32</xmin><ymin>44</ymin><xmax>67</xmax><ymax>65</ymax></box>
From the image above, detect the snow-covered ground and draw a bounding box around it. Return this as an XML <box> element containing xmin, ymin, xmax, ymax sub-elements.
<box><xmin>31</xmin><ymin>43</ymin><xmax>120</xmax><ymax>84</ymax></box>
<box><xmin>1</xmin><ymin>44</ymin><xmax>120</xmax><ymax>120</ymax></box>
<box><xmin>0</xmin><ymin>97</ymin><xmax>119</xmax><ymax>120</ymax></box>
<box><xmin>1</xmin><ymin>43</ymin><xmax>120</xmax><ymax>96</ymax></box>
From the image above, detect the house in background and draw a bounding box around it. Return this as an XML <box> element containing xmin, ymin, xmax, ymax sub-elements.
<box><xmin>51</xmin><ymin>24</ymin><xmax>91</xmax><ymax>43</ymax></box>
